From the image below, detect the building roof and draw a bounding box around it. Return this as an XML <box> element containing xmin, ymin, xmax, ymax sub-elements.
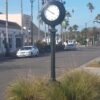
<box><xmin>0</xmin><ymin>20</ymin><xmax>21</xmax><ymax>29</ymax></box>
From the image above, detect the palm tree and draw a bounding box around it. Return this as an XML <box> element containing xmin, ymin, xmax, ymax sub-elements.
<box><xmin>72</xmin><ymin>9</ymin><xmax>74</xmax><ymax>14</ymax></box>
<box><xmin>5</xmin><ymin>0</ymin><xmax>10</xmax><ymax>56</ymax></box>
<box><xmin>87</xmin><ymin>2</ymin><xmax>94</xmax><ymax>45</ymax></box>
<box><xmin>65</xmin><ymin>11</ymin><xmax>71</xmax><ymax>20</ymax></box>
<box><xmin>73</xmin><ymin>25</ymin><xmax>78</xmax><ymax>31</ymax></box>
<box><xmin>38</xmin><ymin>0</ymin><xmax>49</xmax><ymax>39</ymax></box>
<box><xmin>73</xmin><ymin>25</ymin><xmax>78</xmax><ymax>39</ymax></box>
<box><xmin>68</xmin><ymin>26</ymin><xmax>73</xmax><ymax>33</ymax></box>
<box><xmin>61</xmin><ymin>19</ymin><xmax>69</xmax><ymax>41</ymax></box>
<box><xmin>30</xmin><ymin>0</ymin><xmax>34</xmax><ymax>44</ymax></box>
<box><xmin>21</xmin><ymin>0</ymin><xmax>24</xmax><ymax>45</ymax></box>
<box><xmin>38</xmin><ymin>0</ymin><xmax>41</xmax><ymax>41</ymax></box>
<box><xmin>87</xmin><ymin>2</ymin><xmax>94</xmax><ymax>13</ymax></box>
<box><xmin>81</xmin><ymin>28</ymin><xmax>88</xmax><ymax>40</ymax></box>
<box><xmin>95</xmin><ymin>14</ymin><xmax>100</xmax><ymax>23</ymax></box>
<box><xmin>94</xmin><ymin>14</ymin><xmax>100</xmax><ymax>44</ymax></box>
<box><xmin>68</xmin><ymin>26</ymin><xmax>73</xmax><ymax>39</ymax></box>
<box><xmin>60</xmin><ymin>11</ymin><xmax>71</xmax><ymax>42</ymax></box>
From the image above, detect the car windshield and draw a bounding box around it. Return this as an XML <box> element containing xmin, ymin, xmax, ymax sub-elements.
<box><xmin>21</xmin><ymin>47</ymin><xmax>32</xmax><ymax>50</ymax></box>
<box><xmin>67</xmin><ymin>44</ymin><xmax>75</xmax><ymax>46</ymax></box>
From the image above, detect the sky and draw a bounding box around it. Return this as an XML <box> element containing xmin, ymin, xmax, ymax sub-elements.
<box><xmin>0</xmin><ymin>0</ymin><xmax>100</xmax><ymax>31</ymax></box>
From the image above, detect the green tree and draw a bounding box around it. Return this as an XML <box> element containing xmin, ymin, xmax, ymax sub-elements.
<box><xmin>65</xmin><ymin>11</ymin><xmax>71</xmax><ymax>20</ymax></box>
<box><xmin>75</xmin><ymin>28</ymin><xmax>88</xmax><ymax>45</ymax></box>
<box><xmin>73</xmin><ymin>25</ymin><xmax>78</xmax><ymax>39</ymax></box>
<box><xmin>61</xmin><ymin>19</ymin><xmax>69</xmax><ymax>41</ymax></box>
<box><xmin>68</xmin><ymin>26</ymin><xmax>74</xmax><ymax>39</ymax></box>
<box><xmin>68</xmin><ymin>26</ymin><xmax>73</xmax><ymax>32</ymax></box>
<box><xmin>95</xmin><ymin>14</ymin><xmax>100</xmax><ymax>23</ymax></box>
<box><xmin>87</xmin><ymin>2</ymin><xmax>94</xmax><ymax>13</ymax></box>
<box><xmin>87</xmin><ymin>2</ymin><xmax>95</xmax><ymax>45</ymax></box>
<box><xmin>60</xmin><ymin>10</ymin><xmax>71</xmax><ymax>42</ymax></box>
<box><xmin>73</xmin><ymin>25</ymin><xmax>78</xmax><ymax>32</ymax></box>
<box><xmin>62</xmin><ymin>20</ymin><xmax>69</xmax><ymax>29</ymax></box>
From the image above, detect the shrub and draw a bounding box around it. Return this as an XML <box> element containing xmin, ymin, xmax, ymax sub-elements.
<box><xmin>5</xmin><ymin>76</ymin><xmax>66</xmax><ymax>100</ymax></box>
<box><xmin>35</xmin><ymin>40</ymin><xmax>50</xmax><ymax>54</ymax></box>
<box><xmin>5</xmin><ymin>70</ymin><xmax>100</xmax><ymax>100</ymax></box>
<box><xmin>44</xmin><ymin>82</ymin><xmax>66</xmax><ymax>100</ymax></box>
<box><xmin>60</xmin><ymin>70</ymin><xmax>100</xmax><ymax>100</ymax></box>
<box><xmin>56</xmin><ymin>42</ymin><xmax>64</xmax><ymax>51</ymax></box>
<box><xmin>5</xmin><ymin>76</ymin><xmax>47</xmax><ymax>100</ymax></box>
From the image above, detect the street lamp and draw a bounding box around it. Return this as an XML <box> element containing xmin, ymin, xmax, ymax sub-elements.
<box><xmin>5</xmin><ymin>0</ymin><xmax>10</xmax><ymax>56</ymax></box>
<box><xmin>30</xmin><ymin>0</ymin><xmax>35</xmax><ymax>45</ymax></box>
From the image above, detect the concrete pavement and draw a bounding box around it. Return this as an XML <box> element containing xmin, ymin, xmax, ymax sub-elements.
<box><xmin>79</xmin><ymin>57</ymin><xmax>100</xmax><ymax>75</ymax></box>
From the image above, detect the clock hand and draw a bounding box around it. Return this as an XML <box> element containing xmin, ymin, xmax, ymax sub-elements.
<box><xmin>47</xmin><ymin>9</ymin><xmax>55</xmax><ymax>15</ymax></box>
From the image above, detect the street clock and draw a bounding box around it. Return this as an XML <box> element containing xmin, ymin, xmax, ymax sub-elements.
<box><xmin>41</xmin><ymin>1</ymin><xmax>66</xmax><ymax>26</ymax></box>
<box><xmin>41</xmin><ymin>1</ymin><xmax>66</xmax><ymax>81</ymax></box>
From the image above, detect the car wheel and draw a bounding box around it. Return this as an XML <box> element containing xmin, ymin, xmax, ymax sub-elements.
<box><xmin>30</xmin><ymin>52</ymin><xmax>34</xmax><ymax>57</ymax></box>
<box><xmin>36</xmin><ymin>51</ymin><xmax>39</xmax><ymax>57</ymax></box>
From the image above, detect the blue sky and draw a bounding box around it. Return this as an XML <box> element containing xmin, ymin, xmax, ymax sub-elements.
<box><xmin>0</xmin><ymin>0</ymin><xmax>100</xmax><ymax>30</ymax></box>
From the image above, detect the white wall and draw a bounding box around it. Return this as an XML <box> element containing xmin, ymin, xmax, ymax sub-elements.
<box><xmin>0</xmin><ymin>33</ymin><xmax>5</xmax><ymax>55</ymax></box>
<box><xmin>0</xmin><ymin>14</ymin><xmax>31</xmax><ymax>29</ymax></box>
<box><xmin>0</xmin><ymin>27</ymin><xmax>22</xmax><ymax>54</ymax></box>
<box><xmin>0</xmin><ymin>14</ymin><xmax>22</xmax><ymax>26</ymax></box>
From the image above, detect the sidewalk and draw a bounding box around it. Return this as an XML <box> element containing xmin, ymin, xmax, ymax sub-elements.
<box><xmin>79</xmin><ymin>57</ymin><xmax>100</xmax><ymax>75</ymax></box>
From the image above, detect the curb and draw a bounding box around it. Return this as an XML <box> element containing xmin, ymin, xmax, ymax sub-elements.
<box><xmin>0</xmin><ymin>56</ymin><xmax>17</xmax><ymax>61</ymax></box>
<box><xmin>79</xmin><ymin>57</ymin><xmax>100</xmax><ymax>68</ymax></box>
<box><xmin>79</xmin><ymin>57</ymin><xmax>100</xmax><ymax>75</ymax></box>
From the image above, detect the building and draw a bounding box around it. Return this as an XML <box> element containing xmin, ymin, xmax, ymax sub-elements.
<box><xmin>0</xmin><ymin>13</ymin><xmax>44</xmax><ymax>42</ymax></box>
<box><xmin>0</xmin><ymin>20</ymin><xmax>22</xmax><ymax>55</ymax></box>
<box><xmin>0</xmin><ymin>14</ymin><xmax>33</xmax><ymax>30</ymax></box>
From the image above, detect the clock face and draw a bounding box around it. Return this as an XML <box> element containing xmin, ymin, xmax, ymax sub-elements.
<box><xmin>44</xmin><ymin>5</ymin><xmax>60</xmax><ymax>21</ymax></box>
<box><xmin>41</xmin><ymin>1</ymin><xmax>66</xmax><ymax>26</ymax></box>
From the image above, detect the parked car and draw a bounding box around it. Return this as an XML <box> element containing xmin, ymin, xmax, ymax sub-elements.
<box><xmin>64</xmin><ymin>43</ymin><xmax>77</xmax><ymax>50</ymax></box>
<box><xmin>16</xmin><ymin>46</ymin><xmax>39</xmax><ymax>57</ymax></box>
<box><xmin>64</xmin><ymin>40</ymin><xmax>77</xmax><ymax>50</ymax></box>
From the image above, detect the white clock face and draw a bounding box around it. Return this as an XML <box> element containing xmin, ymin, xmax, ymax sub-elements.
<box><xmin>44</xmin><ymin>5</ymin><xmax>60</xmax><ymax>21</ymax></box>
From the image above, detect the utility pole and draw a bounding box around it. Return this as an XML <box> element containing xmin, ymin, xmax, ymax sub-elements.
<box><xmin>5</xmin><ymin>0</ymin><xmax>9</xmax><ymax>56</ymax></box>
<box><xmin>21</xmin><ymin>0</ymin><xmax>23</xmax><ymax>31</ymax></box>
<box><xmin>21</xmin><ymin>0</ymin><xmax>23</xmax><ymax>46</ymax></box>
<box><xmin>30</xmin><ymin>0</ymin><xmax>34</xmax><ymax>45</ymax></box>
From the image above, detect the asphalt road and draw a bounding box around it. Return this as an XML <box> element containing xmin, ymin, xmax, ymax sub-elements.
<box><xmin>0</xmin><ymin>46</ymin><xmax>100</xmax><ymax>100</ymax></box>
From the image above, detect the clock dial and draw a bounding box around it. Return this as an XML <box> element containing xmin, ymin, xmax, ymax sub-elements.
<box><xmin>41</xmin><ymin>1</ymin><xmax>66</xmax><ymax>26</ymax></box>
<box><xmin>44</xmin><ymin>5</ymin><xmax>60</xmax><ymax>21</ymax></box>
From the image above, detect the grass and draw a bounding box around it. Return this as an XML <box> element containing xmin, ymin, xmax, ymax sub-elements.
<box><xmin>5</xmin><ymin>76</ymin><xmax>47</xmax><ymax>100</ymax></box>
<box><xmin>60</xmin><ymin>70</ymin><xmax>100</xmax><ymax>100</ymax></box>
<box><xmin>5</xmin><ymin>70</ymin><xmax>100</xmax><ymax>100</ymax></box>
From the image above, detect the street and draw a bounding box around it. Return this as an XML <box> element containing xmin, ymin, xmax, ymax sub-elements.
<box><xmin>0</xmin><ymin>46</ymin><xmax>100</xmax><ymax>100</ymax></box>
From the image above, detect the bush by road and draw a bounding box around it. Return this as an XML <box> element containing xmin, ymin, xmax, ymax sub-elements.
<box><xmin>5</xmin><ymin>70</ymin><xmax>100</xmax><ymax>100</ymax></box>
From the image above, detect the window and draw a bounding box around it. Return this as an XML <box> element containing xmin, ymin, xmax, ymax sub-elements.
<box><xmin>9</xmin><ymin>38</ymin><xmax>12</xmax><ymax>48</ymax></box>
<box><xmin>16</xmin><ymin>38</ymin><xmax>22</xmax><ymax>48</ymax></box>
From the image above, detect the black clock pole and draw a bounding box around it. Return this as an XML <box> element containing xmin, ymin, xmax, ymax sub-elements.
<box><xmin>49</xmin><ymin>26</ymin><xmax>57</xmax><ymax>81</ymax></box>
<box><xmin>41</xmin><ymin>0</ymin><xmax>66</xmax><ymax>82</ymax></box>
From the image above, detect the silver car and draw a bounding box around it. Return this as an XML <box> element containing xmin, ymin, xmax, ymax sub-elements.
<box><xmin>64</xmin><ymin>43</ymin><xmax>77</xmax><ymax>50</ymax></box>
